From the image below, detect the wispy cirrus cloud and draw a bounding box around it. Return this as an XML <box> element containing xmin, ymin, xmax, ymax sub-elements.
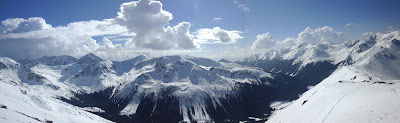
<box><xmin>213</xmin><ymin>17</ymin><xmax>222</xmax><ymax>21</ymax></box>
<box><xmin>233</xmin><ymin>0</ymin><xmax>250</xmax><ymax>12</ymax></box>
<box><xmin>345</xmin><ymin>23</ymin><xmax>352</xmax><ymax>27</ymax></box>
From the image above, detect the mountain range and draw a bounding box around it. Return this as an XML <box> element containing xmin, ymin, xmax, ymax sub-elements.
<box><xmin>0</xmin><ymin>31</ymin><xmax>399</xmax><ymax>123</ymax></box>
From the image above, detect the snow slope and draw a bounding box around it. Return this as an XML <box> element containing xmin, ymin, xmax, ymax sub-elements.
<box><xmin>0</xmin><ymin>80</ymin><xmax>112</xmax><ymax>123</ymax></box>
<box><xmin>267</xmin><ymin>31</ymin><xmax>400</xmax><ymax>123</ymax></box>
<box><xmin>267</xmin><ymin>66</ymin><xmax>400</xmax><ymax>123</ymax></box>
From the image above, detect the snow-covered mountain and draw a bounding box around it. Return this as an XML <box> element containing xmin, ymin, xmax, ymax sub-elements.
<box><xmin>267</xmin><ymin>31</ymin><xmax>400</xmax><ymax>122</ymax></box>
<box><xmin>0</xmin><ymin>57</ymin><xmax>52</xmax><ymax>86</ymax></box>
<box><xmin>0</xmin><ymin>57</ymin><xmax>112</xmax><ymax>123</ymax></box>
<box><xmin>238</xmin><ymin>44</ymin><xmax>341</xmax><ymax>86</ymax></box>
<box><xmin>63</xmin><ymin>55</ymin><xmax>309</xmax><ymax>122</ymax></box>
<box><xmin>238</xmin><ymin>31</ymin><xmax>400</xmax><ymax>86</ymax></box>
<box><xmin>1</xmin><ymin>53</ymin><xmax>309</xmax><ymax>122</ymax></box>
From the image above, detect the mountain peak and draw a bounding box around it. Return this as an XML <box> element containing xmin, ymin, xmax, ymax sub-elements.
<box><xmin>78</xmin><ymin>53</ymin><xmax>103</xmax><ymax>64</ymax></box>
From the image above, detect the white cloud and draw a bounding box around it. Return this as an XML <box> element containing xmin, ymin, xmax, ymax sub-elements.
<box><xmin>345</xmin><ymin>23</ymin><xmax>352</xmax><ymax>27</ymax></box>
<box><xmin>0</xmin><ymin>34</ymin><xmax>97</xmax><ymax>60</ymax></box>
<box><xmin>238</xmin><ymin>4</ymin><xmax>250</xmax><ymax>12</ymax></box>
<box><xmin>93</xmin><ymin>38</ymin><xmax>127</xmax><ymax>60</ymax></box>
<box><xmin>233</xmin><ymin>0</ymin><xmax>250</xmax><ymax>12</ymax></box>
<box><xmin>0</xmin><ymin>17</ymin><xmax>129</xmax><ymax>60</ymax></box>
<box><xmin>195</xmin><ymin>27</ymin><xmax>243</xmax><ymax>44</ymax></box>
<box><xmin>213</xmin><ymin>17</ymin><xmax>222</xmax><ymax>21</ymax></box>
<box><xmin>251</xmin><ymin>33</ymin><xmax>276</xmax><ymax>49</ymax></box>
<box><xmin>387</xmin><ymin>25</ymin><xmax>396</xmax><ymax>33</ymax></box>
<box><xmin>0</xmin><ymin>0</ymin><xmax>201</xmax><ymax>60</ymax></box>
<box><xmin>362</xmin><ymin>32</ymin><xmax>374</xmax><ymax>37</ymax></box>
<box><xmin>102</xmin><ymin>38</ymin><xmax>122</xmax><ymax>50</ymax></box>
<box><xmin>1</xmin><ymin>19</ymin><xmax>128</xmax><ymax>39</ymax></box>
<box><xmin>251</xmin><ymin>26</ymin><xmax>344</xmax><ymax>51</ymax></box>
<box><xmin>166</xmin><ymin>22</ymin><xmax>198</xmax><ymax>49</ymax></box>
<box><xmin>1</xmin><ymin>17</ymin><xmax>52</xmax><ymax>34</ymax></box>
<box><xmin>0</xmin><ymin>0</ymin><xmax>245</xmax><ymax>60</ymax></box>
<box><xmin>115</xmin><ymin>0</ymin><xmax>197</xmax><ymax>50</ymax></box>
<box><xmin>297</xmin><ymin>26</ymin><xmax>344</xmax><ymax>44</ymax></box>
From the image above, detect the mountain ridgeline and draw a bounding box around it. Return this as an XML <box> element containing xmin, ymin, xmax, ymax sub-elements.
<box><xmin>237</xmin><ymin>59</ymin><xmax>337</xmax><ymax>86</ymax></box>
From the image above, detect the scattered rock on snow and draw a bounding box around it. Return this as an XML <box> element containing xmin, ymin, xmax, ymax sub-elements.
<box><xmin>0</xmin><ymin>104</ymin><xmax>7</xmax><ymax>109</ymax></box>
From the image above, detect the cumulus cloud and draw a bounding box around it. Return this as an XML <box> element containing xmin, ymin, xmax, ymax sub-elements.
<box><xmin>1</xmin><ymin>17</ymin><xmax>52</xmax><ymax>34</ymax></box>
<box><xmin>93</xmin><ymin>38</ymin><xmax>128</xmax><ymax>60</ymax></box>
<box><xmin>0</xmin><ymin>35</ymin><xmax>96</xmax><ymax>60</ymax></box>
<box><xmin>0</xmin><ymin>17</ymin><xmax>129</xmax><ymax>60</ymax></box>
<box><xmin>115</xmin><ymin>0</ymin><xmax>197</xmax><ymax>50</ymax></box>
<box><xmin>168</xmin><ymin>22</ymin><xmax>198</xmax><ymax>49</ymax></box>
<box><xmin>0</xmin><ymin>0</ymin><xmax>200</xmax><ymax>60</ymax></box>
<box><xmin>297</xmin><ymin>26</ymin><xmax>344</xmax><ymax>44</ymax></box>
<box><xmin>280</xmin><ymin>38</ymin><xmax>297</xmax><ymax>45</ymax></box>
<box><xmin>251</xmin><ymin>26</ymin><xmax>345</xmax><ymax>50</ymax></box>
<box><xmin>251</xmin><ymin>33</ymin><xmax>276</xmax><ymax>49</ymax></box>
<box><xmin>195</xmin><ymin>27</ymin><xmax>243</xmax><ymax>44</ymax></box>
<box><xmin>0</xmin><ymin>0</ymin><xmax>244</xmax><ymax>60</ymax></box>
<box><xmin>102</xmin><ymin>38</ymin><xmax>122</xmax><ymax>50</ymax></box>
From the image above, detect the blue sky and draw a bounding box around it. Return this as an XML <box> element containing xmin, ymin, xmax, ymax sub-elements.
<box><xmin>2</xmin><ymin>0</ymin><xmax>398</xmax><ymax>37</ymax></box>
<box><xmin>0</xmin><ymin>0</ymin><xmax>399</xmax><ymax>60</ymax></box>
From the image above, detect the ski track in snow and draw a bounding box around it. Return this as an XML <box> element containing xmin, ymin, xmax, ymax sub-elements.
<box><xmin>321</xmin><ymin>95</ymin><xmax>344</xmax><ymax>123</ymax></box>
<box><xmin>322</xmin><ymin>81</ymin><xmax>372</xmax><ymax>123</ymax></box>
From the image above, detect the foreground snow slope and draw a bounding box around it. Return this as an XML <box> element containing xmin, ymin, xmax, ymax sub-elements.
<box><xmin>267</xmin><ymin>66</ymin><xmax>400</xmax><ymax>123</ymax></box>
<box><xmin>267</xmin><ymin>31</ymin><xmax>400</xmax><ymax>123</ymax></box>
